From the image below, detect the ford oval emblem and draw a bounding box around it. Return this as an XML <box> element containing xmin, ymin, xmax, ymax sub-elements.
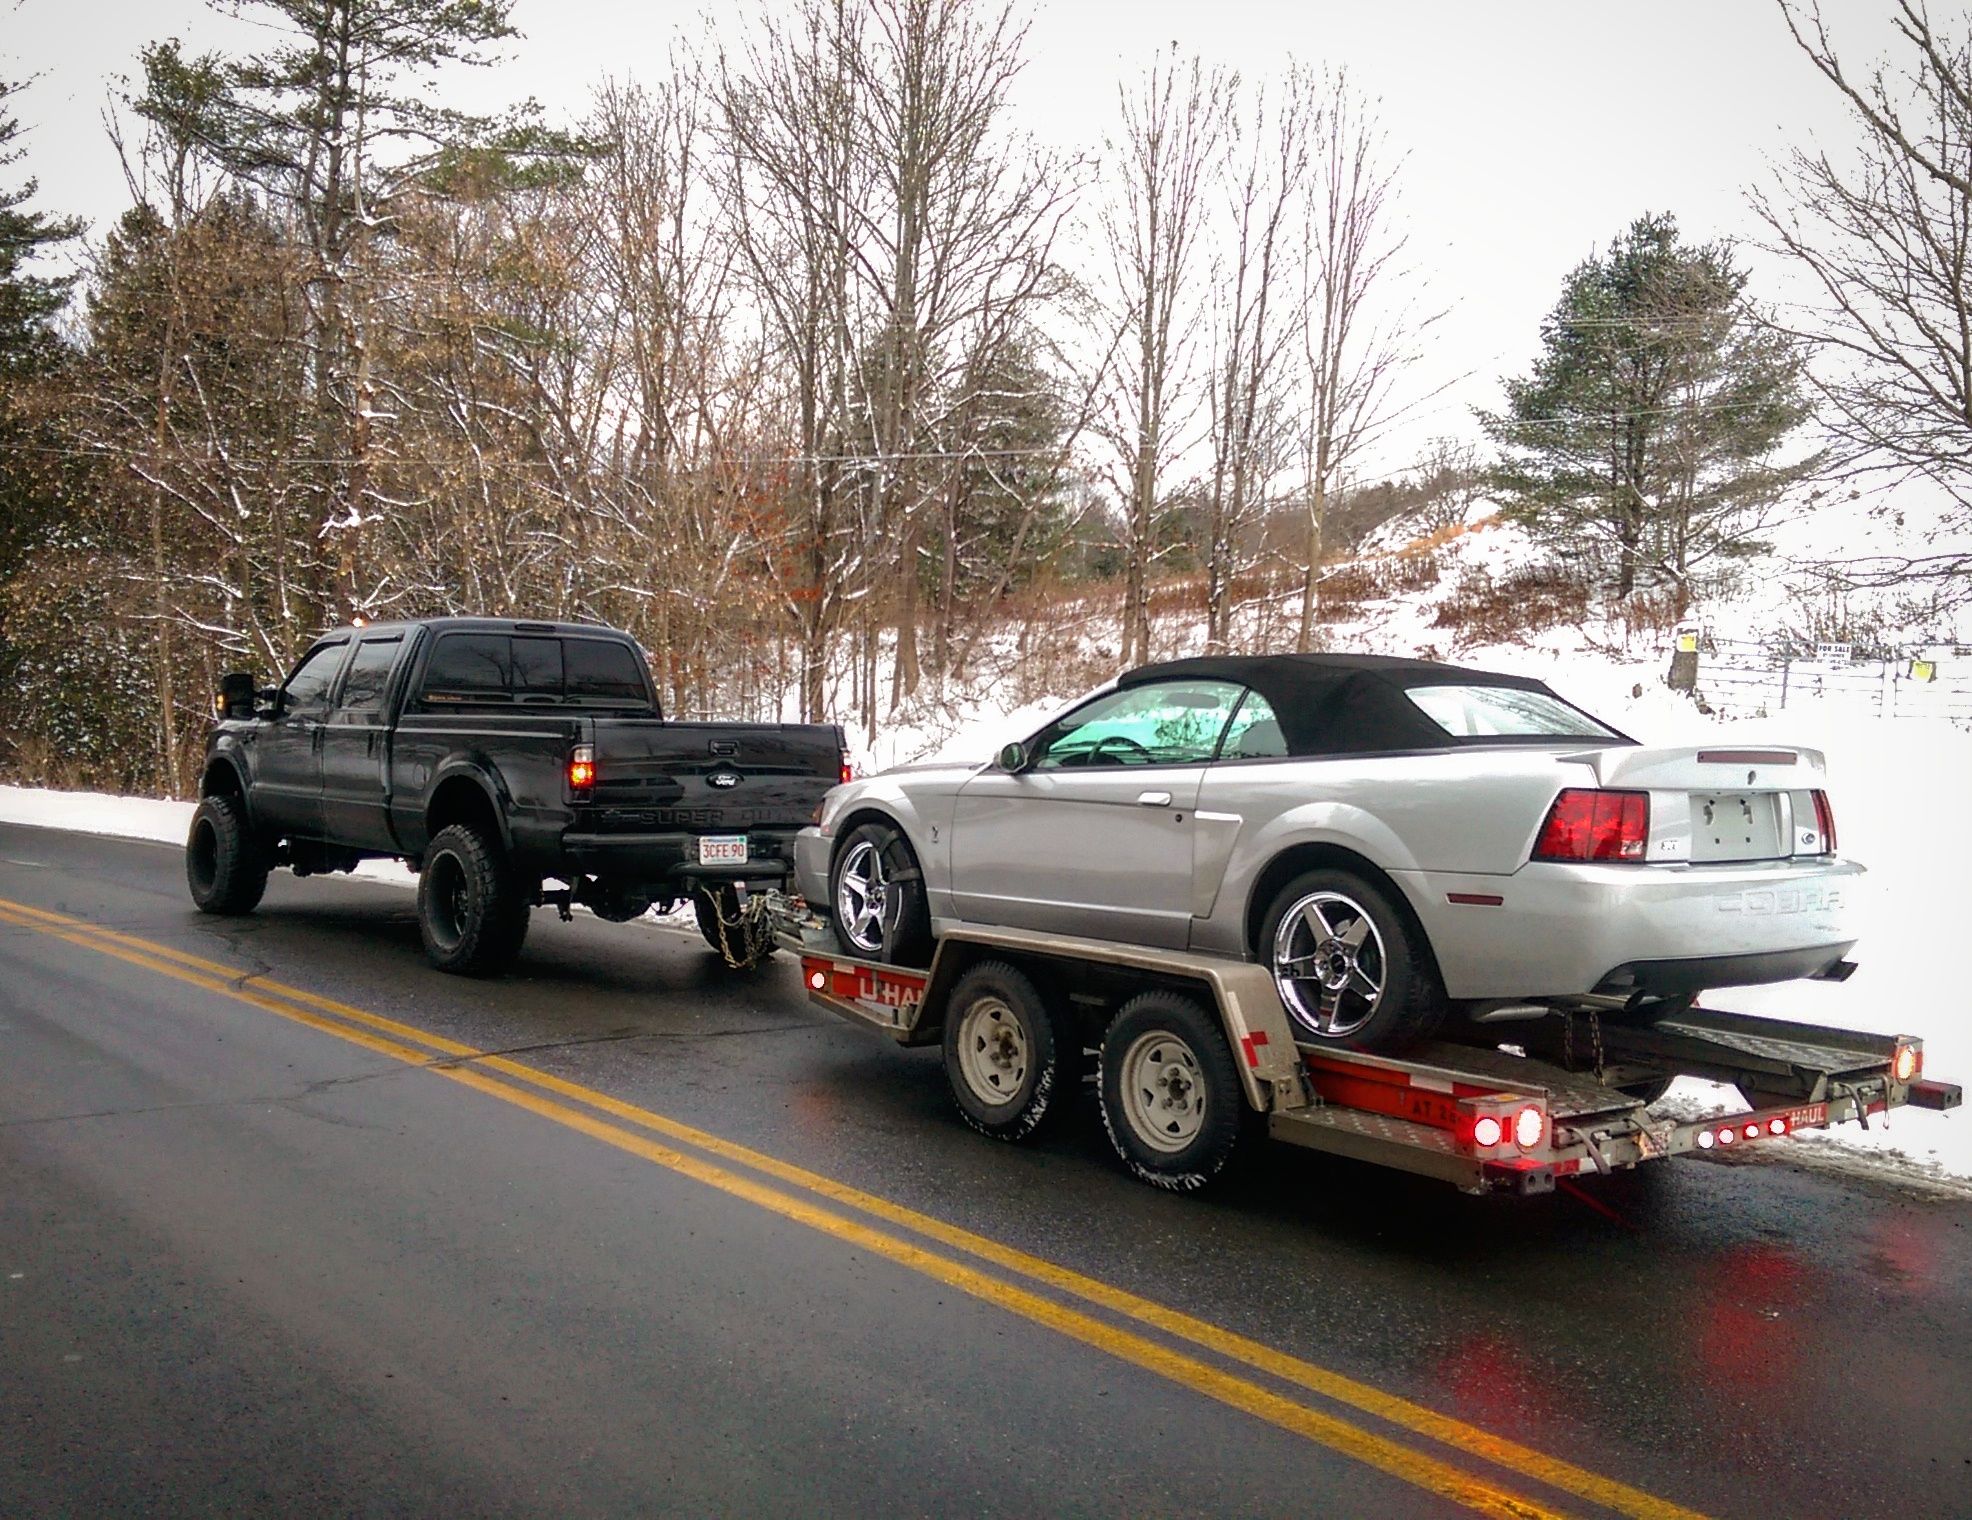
<box><xmin>708</xmin><ymin>770</ymin><xmax>741</xmax><ymax>789</ymax></box>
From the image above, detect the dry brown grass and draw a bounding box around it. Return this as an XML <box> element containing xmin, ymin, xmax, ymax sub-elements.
<box><xmin>1431</xmin><ymin>563</ymin><xmax>1590</xmax><ymax>646</ymax></box>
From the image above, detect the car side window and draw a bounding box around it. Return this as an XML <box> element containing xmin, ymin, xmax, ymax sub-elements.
<box><xmin>1030</xmin><ymin>680</ymin><xmax>1243</xmax><ymax>769</ymax></box>
<box><xmin>1217</xmin><ymin>690</ymin><xmax>1288</xmax><ymax>761</ymax></box>
<box><xmin>280</xmin><ymin>640</ymin><xmax>348</xmax><ymax>717</ymax></box>
<box><xmin>337</xmin><ymin>636</ymin><xmax>403</xmax><ymax>713</ymax></box>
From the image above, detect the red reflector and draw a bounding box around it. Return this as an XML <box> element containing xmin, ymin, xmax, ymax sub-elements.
<box><xmin>1447</xmin><ymin>892</ymin><xmax>1505</xmax><ymax>907</ymax></box>
<box><xmin>1532</xmin><ymin>789</ymin><xmax>1650</xmax><ymax>863</ymax></box>
<box><xmin>1811</xmin><ymin>790</ymin><xmax>1836</xmax><ymax>853</ymax></box>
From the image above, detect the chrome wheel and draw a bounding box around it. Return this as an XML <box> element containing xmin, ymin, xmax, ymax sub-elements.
<box><xmin>953</xmin><ymin>994</ymin><xmax>1031</xmax><ymax>1108</ymax></box>
<box><xmin>834</xmin><ymin>838</ymin><xmax>893</xmax><ymax>955</ymax></box>
<box><xmin>1118</xmin><ymin>1029</ymin><xmax>1207</xmax><ymax>1153</ymax></box>
<box><xmin>1272</xmin><ymin>889</ymin><xmax>1386</xmax><ymax>1039</ymax></box>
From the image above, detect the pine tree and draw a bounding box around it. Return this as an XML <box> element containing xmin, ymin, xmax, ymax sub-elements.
<box><xmin>1483</xmin><ymin>213</ymin><xmax>1822</xmax><ymax>611</ymax></box>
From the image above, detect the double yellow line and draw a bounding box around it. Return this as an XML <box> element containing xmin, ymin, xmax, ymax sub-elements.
<box><xmin>0</xmin><ymin>893</ymin><xmax>1705</xmax><ymax>1520</ymax></box>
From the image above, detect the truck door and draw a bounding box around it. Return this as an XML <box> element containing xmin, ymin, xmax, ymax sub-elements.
<box><xmin>319</xmin><ymin>632</ymin><xmax>408</xmax><ymax>851</ymax></box>
<box><xmin>949</xmin><ymin>679</ymin><xmax>1242</xmax><ymax>949</ymax></box>
<box><xmin>253</xmin><ymin>638</ymin><xmax>349</xmax><ymax>840</ymax></box>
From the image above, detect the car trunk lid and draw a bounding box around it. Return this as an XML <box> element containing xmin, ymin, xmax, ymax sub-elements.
<box><xmin>1559</xmin><ymin>744</ymin><xmax>1830</xmax><ymax>864</ymax></box>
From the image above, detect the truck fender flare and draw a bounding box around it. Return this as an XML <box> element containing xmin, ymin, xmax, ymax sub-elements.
<box><xmin>423</xmin><ymin>759</ymin><xmax>515</xmax><ymax>855</ymax></box>
<box><xmin>199</xmin><ymin>754</ymin><xmax>256</xmax><ymax>827</ymax></box>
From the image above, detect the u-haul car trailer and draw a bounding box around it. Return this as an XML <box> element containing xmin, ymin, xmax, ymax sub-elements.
<box><xmin>775</xmin><ymin>911</ymin><xmax>1961</xmax><ymax>1195</ymax></box>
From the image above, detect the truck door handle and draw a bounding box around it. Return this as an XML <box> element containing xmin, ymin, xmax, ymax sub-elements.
<box><xmin>1137</xmin><ymin>790</ymin><xmax>1172</xmax><ymax>807</ymax></box>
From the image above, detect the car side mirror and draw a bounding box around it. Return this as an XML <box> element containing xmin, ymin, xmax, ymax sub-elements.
<box><xmin>217</xmin><ymin>672</ymin><xmax>257</xmax><ymax>720</ymax></box>
<box><xmin>998</xmin><ymin>741</ymin><xmax>1029</xmax><ymax>773</ymax></box>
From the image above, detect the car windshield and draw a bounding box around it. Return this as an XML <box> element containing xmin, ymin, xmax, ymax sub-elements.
<box><xmin>1405</xmin><ymin>683</ymin><xmax>1618</xmax><ymax>740</ymax></box>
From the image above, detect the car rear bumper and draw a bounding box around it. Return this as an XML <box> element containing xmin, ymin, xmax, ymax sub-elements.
<box><xmin>1395</xmin><ymin>856</ymin><xmax>1866</xmax><ymax>1001</ymax></box>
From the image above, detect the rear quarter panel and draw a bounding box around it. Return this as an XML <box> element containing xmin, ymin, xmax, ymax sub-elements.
<box><xmin>1193</xmin><ymin>748</ymin><xmax>1594</xmax><ymax>956</ymax></box>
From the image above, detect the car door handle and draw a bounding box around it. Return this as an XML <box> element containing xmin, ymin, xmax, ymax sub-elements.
<box><xmin>1137</xmin><ymin>790</ymin><xmax>1172</xmax><ymax>807</ymax></box>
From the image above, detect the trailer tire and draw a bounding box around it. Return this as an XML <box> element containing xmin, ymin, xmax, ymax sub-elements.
<box><xmin>829</xmin><ymin>821</ymin><xmax>932</xmax><ymax>967</ymax></box>
<box><xmin>942</xmin><ymin>960</ymin><xmax>1067</xmax><ymax>1142</ymax></box>
<box><xmin>1258</xmin><ymin>868</ymin><xmax>1443</xmax><ymax>1052</ymax></box>
<box><xmin>418</xmin><ymin>823</ymin><xmax>529</xmax><ymax>975</ymax></box>
<box><xmin>1098</xmin><ymin>990</ymin><xmax>1245</xmax><ymax>1192</ymax></box>
<box><xmin>185</xmin><ymin>794</ymin><xmax>270</xmax><ymax>915</ymax></box>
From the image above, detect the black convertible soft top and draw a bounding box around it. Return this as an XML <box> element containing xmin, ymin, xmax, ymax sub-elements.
<box><xmin>1116</xmin><ymin>653</ymin><xmax>1622</xmax><ymax>756</ymax></box>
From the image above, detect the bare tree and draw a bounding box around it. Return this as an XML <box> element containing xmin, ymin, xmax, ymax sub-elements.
<box><xmin>1755</xmin><ymin>1</ymin><xmax>1972</xmax><ymax>596</ymax></box>
<box><xmin>1097</xmin><ymin>52</ymin><xmax>1227</xmax><ymax>664</ymax></box>
<box><xmin>1294</xmin><ymin>73</ymin><xmax>1432</xmax><ymax>649</ymax></box>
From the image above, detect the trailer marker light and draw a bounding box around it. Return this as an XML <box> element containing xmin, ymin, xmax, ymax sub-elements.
<box><xmin>1472</xmin><ymin>1115</ymin><xmax>1504</xmax><ymax>1148</ymax></box>
<box><xmin>1768</xmin><ymin>1118</ymin><xmax>1787</xmax><ymax>1136</ymax></box>
<box><xmin>1717</xmin><ymin>1127</ymin><xmax>1735</xmax><ymax>1145</ymax></box>
<box><xmin>1893</xmin><ymin>1044</ymin><xmax>1920</xmax><ymax>1083</ymax></box>
<box><xmin>1743</xmin><ymin>1124</ymin><xmax>1760</xmax><ymax>1141</ymax></box>
<box><xmin>1696</xmin><ymin>1129</ymin><xmax>1715</xmax><ymax>1149</ymax></box>
<box><xmin>1513</xmin><ymin>1105</ymin><xmax>1544</xmax><ymax>1149</ymax></box>
<box><xmin>809</xmin><ymin>970</ymin><xmax>826</xmax><ymax>990</ymax></box>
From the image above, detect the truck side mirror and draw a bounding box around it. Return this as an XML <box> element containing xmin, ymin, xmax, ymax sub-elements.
<box><xmin>218</xmin><ymin>672</ymin><xmax>257</xmax><ymax>720</ymax></box>
<box><xmin>997</xmin><ymin>741</ymin><xmax>1029</xmax><ymax>773</ymax></box>
<box><xmin>255</xmin><ymin>685</ymin><xmax>283</xmax><ymax>719</ymax></box>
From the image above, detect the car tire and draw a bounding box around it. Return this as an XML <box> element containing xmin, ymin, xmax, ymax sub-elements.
<box><xmin>418</xmin><ymin>823</ymin><xmax>529</xmax><ymax>975</ymax></box>
<box><xmin>692</xmin><ymin>883</ymin><xmax>778</xmax><ymax>963</ymax></box>
<box><xmin>185</xmin><ymin>794</ymin><xmax>270</xmax><ymax>915</ymax></box>
<box><xmin>1258</xmin><ymin>868</ymin><xmax>1444</xmax><ymax>1052</ymax></box>
<box><xmin>828</xmin><ymin>820</ymin><xmax>932</xmax><ymax>967</ymax></box>
<box><xmin>942</xmin><ymin>960</ymin><xmax>1069</xmax><ymax>1142</ymax></box>
<box><xmin>1098</xmin><ymin>990</ymin><xmax>1246</xmax><ymax>1192</ymax></box>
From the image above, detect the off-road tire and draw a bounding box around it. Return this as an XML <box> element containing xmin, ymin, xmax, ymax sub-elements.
<box><xmin>1098</xmin><ymin>990</ymin><xmax>1246</xmax><ymax>1192</ymax></box>
<box><xmin>828</xmin><ymin>820</ymin><xmax>932</xmax><ymax>967</ymax></box>
<box><xmin>1257</xmin><ymin>868</ymin><xmax>1445</xmax><ymax>1052</ymax></box>
<box><xmin>418</xmin><ymin>823</ymin><xmax>529</xmax><ymax>975</ymax></box>
<box><xmin>185</xmin><ymin>794</ymin><xmax>270</xmax><ymax>916</ymax></box>
<box><xmin>942</xmin><ymin>959</ymin><xmax>1068</xmax><ymax>1142</ymax></box>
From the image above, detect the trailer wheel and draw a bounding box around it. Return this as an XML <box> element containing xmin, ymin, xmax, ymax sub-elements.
<box><xmin>185</xmin><ymin>794</ymin><xmax>270</xmax><ymax>915</ymax></box>
<box><xmin>942</xmin><ymin>960</ymin><xmax>1067</xmax><ymax>1142</ymax></box>
<box><xmin>829</xmin><ymin>821</ymin><xmax>932</xmax><ymax>967</ymax></box>
<box><xmin>1098</xmin><ymin>990</ymin><xmax>1245</xmax><ymax>1192</ymax></box>
<box><xmin>418</xmin><ymin>823</ymin><xmax>529</xmax><ymax>975</ymax></box>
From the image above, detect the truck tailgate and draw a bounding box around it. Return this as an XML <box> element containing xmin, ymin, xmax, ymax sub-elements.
<box><xmin>578</xmin><ymin>720</ymin><xmax>842</xmax><ymax>833</ymax></box>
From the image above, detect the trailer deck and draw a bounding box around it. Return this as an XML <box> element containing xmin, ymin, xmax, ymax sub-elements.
<box><xmin>777</xmin><ymin>908</ymin><xmax>1960</xmax><ymax>1196</ymax></box>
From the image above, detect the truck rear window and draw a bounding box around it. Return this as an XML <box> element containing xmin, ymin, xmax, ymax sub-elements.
<box><xmin>418</xmin><ymin>632</ymin><xmax>652</xmax><ymax>708</ymax></box>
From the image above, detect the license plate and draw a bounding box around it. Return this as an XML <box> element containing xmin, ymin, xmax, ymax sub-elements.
<box><xmin>698</xmin><ymin>835</ymin><xmax>748</xmax><ymax>865</ymax></box>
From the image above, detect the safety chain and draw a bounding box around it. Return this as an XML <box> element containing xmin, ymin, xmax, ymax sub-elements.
<box><xmin>1560</xmin><ymin>1008</ymin><xmax>1608</xmax><ymax>1083</ymax></box>
<box><xmin>697</xmin><ymin>883</ymin><xmax>778</xmax><ymax>970</ymax></box>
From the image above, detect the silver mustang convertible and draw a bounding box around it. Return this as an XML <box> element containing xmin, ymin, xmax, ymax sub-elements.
<box><xmin>795</xmin><ymin>654</ymin><xmax>1862</xmax><ymax>1051</ymax></box>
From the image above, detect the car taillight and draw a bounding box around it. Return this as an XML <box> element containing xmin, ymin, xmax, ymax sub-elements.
<box><xmin>1531</xmin><ymin>788</ymin><xmax>1650</xmax><ymax>863</ymax></box>
<box><xmin>1811</xmin><ymin>789</ymin><xmax>1836</xmax><ymax>853</ymax></box>
<box><xmin>569</xmin><ymin>744</ymin><xmax>596</xmax><ymax>791</ymax></box>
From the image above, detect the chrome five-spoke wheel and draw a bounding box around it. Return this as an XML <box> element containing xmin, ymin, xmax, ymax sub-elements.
<box><xmin>834</xmin><ymin>837</ymin><xmax>893</xmax><ymax>955</ymax></box>
<box><xmin>1271</xmin><ymin>889</ymin><xmax>1387</xmax><ymax>1040</ymax></box>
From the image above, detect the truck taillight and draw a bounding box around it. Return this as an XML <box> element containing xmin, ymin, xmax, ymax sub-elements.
<box><xmin>569</xmin><ymin>744</ymin><xmax>596</xmax><ymax>791</ymax></box>
<box><xmin>1531</xmin><ymin>788</ymin><xmax>1650</xmax><ymax>863</ymax></box>
<box><xmin>1811</xmin><ymin>789</ymin><xmax>1836</xmax><ymax>854</ymax></box>
<box><xmin>840</xmin><ymin>754</ymin><xmax>854</xmax><ymax>786</ymax></box>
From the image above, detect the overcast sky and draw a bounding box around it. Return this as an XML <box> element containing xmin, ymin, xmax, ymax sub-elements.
<box><xmin>0</xmin><ymin>0</ymin><xmax>1917</xmax><ymax>479</ymax></box>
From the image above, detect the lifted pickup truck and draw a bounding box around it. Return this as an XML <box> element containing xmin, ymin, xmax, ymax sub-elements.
<box><xmin>187</xmin><ymin>617</ymin><xmax>847</xmax><ymax>973</ymax></box>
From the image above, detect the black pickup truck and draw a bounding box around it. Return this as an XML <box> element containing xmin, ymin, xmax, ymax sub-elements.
<box><xmin>186</xmin><ymin>617</ymin><xmax>846</xmax><ymax>973</ymax></box>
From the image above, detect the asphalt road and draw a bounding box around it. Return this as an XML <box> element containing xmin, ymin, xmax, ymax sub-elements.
<box><xmin>1</xmin><ymin>822</ymin><xmax>1967</xmax><ymax>1519</ymax></box>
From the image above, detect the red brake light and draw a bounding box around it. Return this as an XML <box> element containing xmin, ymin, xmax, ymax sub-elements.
<box><xmin>1471</xmin><ymin>1115</ymin><xmax>1504</xmax><ymax>1148</ymax></box>
<box><xmin>1811</xmin><ymin>790</ymin><xmax>1836</xmax><ymax>854</ymax></box>
<box><xmin>1513</xmin><ymin>1105</ymin><xmax>1545</xmax><ymax>1149</ymax></box>
<box><xmin>569</xmin><ymin>744</ymin><xmax>596</xmax><ymax>791</ymax></box>
<box><xmin>1531</xmin><ymin>789</ymin><xmax>1650</xmax><ymax>863</ymax></box>
<box><xmin>840</xmin><ymin>755</ymin><xmax>855</xmax><ymax>786</ymax></box>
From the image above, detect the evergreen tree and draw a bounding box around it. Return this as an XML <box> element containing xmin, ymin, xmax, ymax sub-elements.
<box><xmin>0</xmin><ymin>78</ymin><xmax>81</xmax><ymax>380</ymax></box>
<box><xmin>1482</xmin><ymin>213</ymin><xmax>1822</xmax><ymax>610</ymax></box>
